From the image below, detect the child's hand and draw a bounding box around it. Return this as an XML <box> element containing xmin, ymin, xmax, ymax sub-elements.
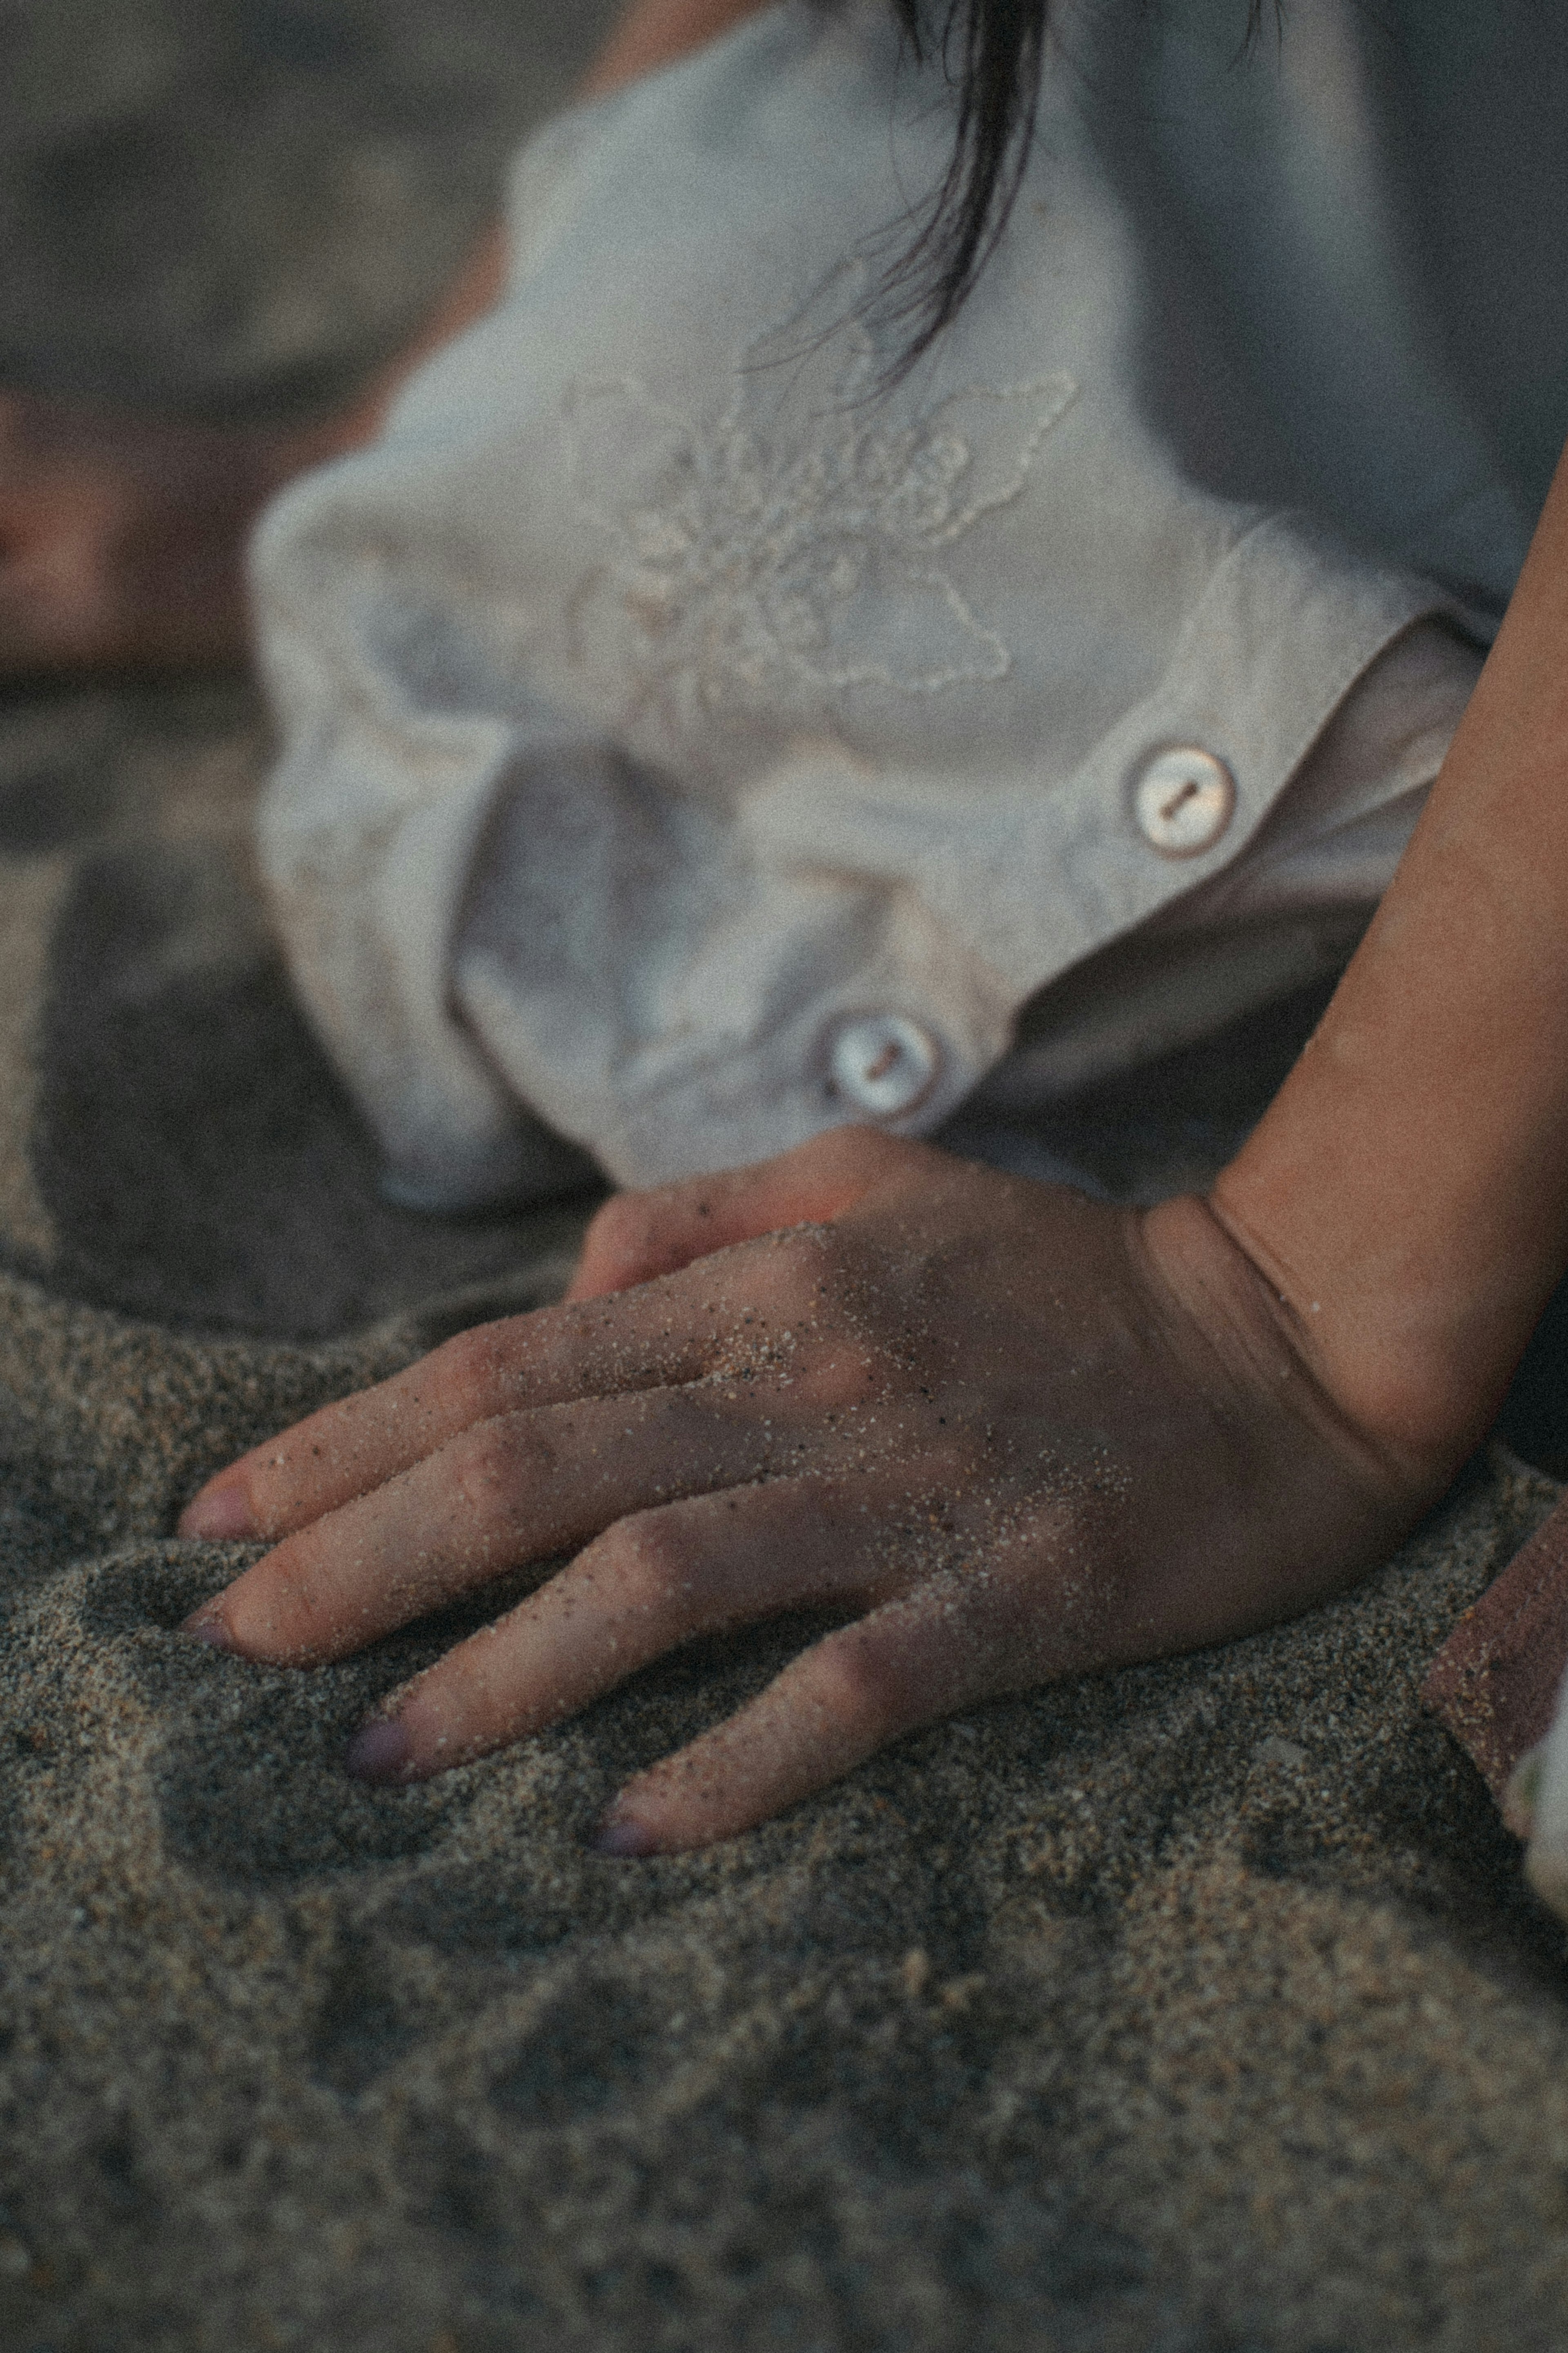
<box><xmin>177</xmin><ymin>1129</ymin><xmax>1452</xmax><ymax>1854</ymax></box>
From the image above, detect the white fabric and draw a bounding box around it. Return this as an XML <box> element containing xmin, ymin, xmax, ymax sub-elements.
<box><xmin>251</xmin><ymin>0</ymin><xmax>1549</xmax><ymax>1208</ymax></box>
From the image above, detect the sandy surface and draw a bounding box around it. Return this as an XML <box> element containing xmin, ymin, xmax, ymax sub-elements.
<box><xmin>6</xmin><ymin>7</ymin><xmax>1568</xmax><ymax>2349</ymax></box>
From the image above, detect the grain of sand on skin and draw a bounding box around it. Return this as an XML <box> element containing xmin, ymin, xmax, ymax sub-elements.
<box><xmin>9</xmin><ymin>4</ymin><xmax>1568</xmax><ymax>2343</ymax></box>
<box><xmin>5</xmin><ymin>1273</ymin><xmax>1568</xmax><ymax>2352</ymax></box>
<box><xmin>6</xmin><ymin>685</ymin><xmax>1568</xmax><ymax>2351</ymax></box>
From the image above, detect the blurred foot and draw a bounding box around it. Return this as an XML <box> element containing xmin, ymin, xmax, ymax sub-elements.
<box><xmin>0</xmin><ymin>389</ymin><xmax>361</xmax><ymax>680</ymax></box>
<box><xmin>0</xmin><ymin>221</ymin><xmax>514</xmax><ymax>683</ymax></box>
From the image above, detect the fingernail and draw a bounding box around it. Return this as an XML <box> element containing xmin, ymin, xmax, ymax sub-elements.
<box><xmin>180</xmin><ymin>1608</ymin><xmax>236</xmax><ymax>1652</ymax></box>
<box><xmin>592</xmin><ymin>1809</ymin><xmax>657</xmax><ymax>1858</ymax></box>
<box><xmin>345</xmin><ymin>1717</ymin><xmax>414</xmax><ymax>1784</ymax></box>
<box><xmin>178</xmin><ymin>1483</ymin><xmax>256</xmax><ymax>1542</ymax></box>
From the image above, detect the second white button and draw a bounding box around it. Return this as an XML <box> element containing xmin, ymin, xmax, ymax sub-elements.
<box><xmin>828</xmin><ymin>1013</ymin><xmax>941</xmax><ymax>1117</ymax></box>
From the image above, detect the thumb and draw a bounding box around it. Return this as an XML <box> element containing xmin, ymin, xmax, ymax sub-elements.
<box><xmin>566</xmin><ymin>1125</ymin><xmax>919</xmax><ymax>1300</ymax></box>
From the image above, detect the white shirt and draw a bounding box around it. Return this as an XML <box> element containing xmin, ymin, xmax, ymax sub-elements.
<box><xmin>251</xmin><ymin>0</ymin><xmax>1550</xmax><ymax>1208</ymax></box>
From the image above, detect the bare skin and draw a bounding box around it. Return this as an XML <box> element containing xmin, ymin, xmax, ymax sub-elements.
<box><xmin>0</xmin><ymin>231</ymin><xmax>515</xmax><ymax>680</ymax></box>
<box><xmin>178</xmin><ymin>1133</ymin><xmax>1446</xmax><ymax>1852</ymax></box>
<box><xmin>177</xmin><ymin>440</ymin><xmax>1568</xmax><ymax>1853</ymax></box>
<box><xmin>20</xmin><ymin>0</ymin><xmax>1556</xmax><ymax>1842</ymax></box>
<box><xmin>0</xmin><ymin>0</ymin><xmax>760</xmax><ymax>679</ymax></box>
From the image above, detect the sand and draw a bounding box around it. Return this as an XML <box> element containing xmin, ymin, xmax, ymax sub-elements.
<box><xmin>7</xmin><ymin>7</ymin><xmax>1568</xmax><ymax>2347</ymax></box>
<box><xmin>3</xmin><ymin>607</ymin><xmax>1568</xmax><ymax>2353</ymax></box>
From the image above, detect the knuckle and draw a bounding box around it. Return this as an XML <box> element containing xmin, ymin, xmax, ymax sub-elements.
<box><xmin>584</xmin><ymin>1189</ymin><xmax>662</xmax><ymax>1268</ymax></box>
<box><xmin>795</xmin><ymin>1338</ymin><xmax>880</xmax><ymax>1409</ymax></box>
<box><xmin>454</xmin><ymin>1414</ymin><xmax>553</xmax><ymax>1513</ymax></box>
<box><xmin>433</xmin><ymin>1324</ymin><xmax>511</xmax><ymax>1421</ymax></box>
<box><xmin>808</xmin><ymin>1626</ymin><xmax>912</xmax><ymax>1738</ymax></box>
<box><xmin>769</xmin><ymin>1222</ymin><xmax>853</xmax><ymax>1309</ymax></box>
<box><xmin>740</xmin><ymin>1230</ymin><xmax>884</xmax><ymax>1397</ymax></box>
<box><xmin>592</xmin><ymin>1509</ymin><xmax>695</xmax><ymax>1616</ymax></box>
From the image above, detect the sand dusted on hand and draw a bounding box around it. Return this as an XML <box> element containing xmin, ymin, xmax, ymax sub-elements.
<box><xmin>0</xmin><ymin>674</ymin><xmax>1563</xmax><ymax>2351</ymax></box>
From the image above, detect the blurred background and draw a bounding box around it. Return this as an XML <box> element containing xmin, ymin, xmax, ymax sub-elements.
<box><xmin>7</xmin><ymin>0</ymin><xmax>1568</xmax><ymax>1452</ymax></box>
<box><xmin>0</xmin><ymin>0</ymin><xmax>621</xmax><ymax>420</ymax></box>
<box><xmin>0</xmin><ymin>0</ymin><xmax>625</xmax><ymax>1340</ymax></box>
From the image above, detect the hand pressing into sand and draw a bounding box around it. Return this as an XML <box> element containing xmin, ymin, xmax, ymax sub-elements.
<box><xmin>176</xmin><ymin>1126</ymin><xmax>1449</xmax><ymax>1854</ymax></box>
<box><xmin>180</xmin><ymin>435</ymin><xmax>1568</xmax><ymax>1856</ymax></box>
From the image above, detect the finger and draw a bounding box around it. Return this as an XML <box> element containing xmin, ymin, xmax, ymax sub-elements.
<box><xmin>566</xmin><ymin>1125</ymin><xmax>931</xmax><ymax>1300</ymax></box>
<box><xmin>340</xmin><ymin>1465</ymin><xmax>954</xmax><ymax>1782</ymax></box>
<box><xmin>184</xmin><ymin>1380</ymin><xmax>890</xmax><ymax>1664</ymax></box>
<box><xmin>176</xmin><ymin>1272</ymin><xmax>748</xmax><ymax>1543</ymax></box>
<box><xmin>595</xmin><ymin>1578</ymin><xmax>1016</xmax><ymax>1853</ymax></box>
<box><xmin>178</xmin><ymin>1186</ymin><xmax>914</xmax><ymax>1547</ymax></box>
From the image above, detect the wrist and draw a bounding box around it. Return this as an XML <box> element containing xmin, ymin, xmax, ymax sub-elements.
<box><xmin>1140</xmin><ymin>1186</ymin><xmax>1482</xmax><ymax>1503</ymax></box>
<box><xmin>1202</xmin><ymin>1155</ymin><xmax>1515</xmax><ymax>1480</ymax></box>
<box><xmin>1192</xmin><ymin>439</ymin><xmax>1568</xmax><ymax>1479</ymax></box>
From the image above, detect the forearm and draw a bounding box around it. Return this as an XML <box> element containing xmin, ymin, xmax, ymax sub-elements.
<box><xmin>1212</xmin><ymin>439</ymin><xmax>1568</xmax><ymax>1468</ymax></box>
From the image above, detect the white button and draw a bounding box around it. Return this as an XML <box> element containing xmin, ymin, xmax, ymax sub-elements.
<box><xmin>828</xmin><ymin>1013</ymin><xmax>941</xmax><ymax>1117</ymax></box>
<box><xmin>1133</xmin><ymin>747</ymin><xmax>1236</xmax><ymax>858</ymax></box>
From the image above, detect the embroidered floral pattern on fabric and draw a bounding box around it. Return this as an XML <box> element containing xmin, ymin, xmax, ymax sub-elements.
<box><xmin>563</xmin><ymin>288</ymin><xmax>1076</xmax><ymax>731</ymax></box>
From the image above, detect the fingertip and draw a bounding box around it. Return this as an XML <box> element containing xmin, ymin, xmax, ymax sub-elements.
<box><xmin>177</xmin><ymin>1479</ymin><xmax>257</xmax><ymax>1542</ymax></box>
<box><xmin>180</xmin><ymin>1606</ymin><xmax>237</xmax><ymax>1652</ymax></box>
<box><xmin>591</xmin><ymin>1806</ymin><xmax>659</xmax><ymax>1858</ymax></box>
<box><xmin>344</xmin><ymin>1716</ymin><xmax>416</xmax><ymax>1784</ymax></box>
